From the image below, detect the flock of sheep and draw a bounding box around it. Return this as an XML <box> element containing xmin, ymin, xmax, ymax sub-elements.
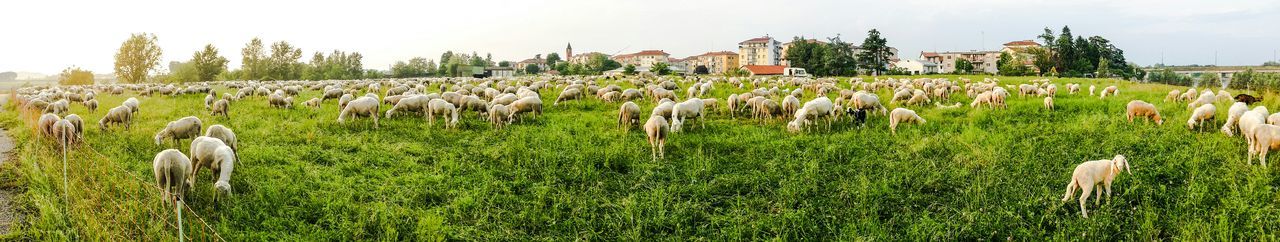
<box><xmin>6</xmin><ymin>74</ymin><xmax>1273</xmax><ymax>219</ymax></box>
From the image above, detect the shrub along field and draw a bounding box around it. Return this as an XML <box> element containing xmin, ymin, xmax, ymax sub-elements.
<box><xmin>1</xmin><ymin>75</ymin><xmax>1279</xmax><ymax>240</ymax></box>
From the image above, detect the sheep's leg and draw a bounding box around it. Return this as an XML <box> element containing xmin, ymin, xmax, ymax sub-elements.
<box><xmin>1094</xmin><ymin>185</ymin><xmax>1102</xmax><ymax>205</ymax></box>
<box><xmin>1261</xmin><ymin>147</ymin><xmax>1269</xmax><ymax>168</ymax></box>
<box><xmin>1105</xmin><ymin>181</ymin><xmax>1113</xmax><ymax>204</ymax></box>
<box><xmin>1079</xmin><ymin>184</ymin><xmax>1093</xmax><ymax>218</ymax></box>
<box><xmin>1062</xmin><ymin>178</ymin><xmax>1077</xmax><ymax>202</ymax></box>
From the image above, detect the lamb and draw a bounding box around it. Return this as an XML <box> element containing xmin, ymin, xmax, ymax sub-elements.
<box><xmin>888</xmin><ymin>108</ymin><xmax>926</xmax><ymax>135</ymax></box>
<box><xmin>1235</xmin><ymin>94</ymin><xmax>1262</xmax><ymax>105</ymax></box>
<box><xmin>1044</xmin><ymin>96</ymin><xmax>1054</xmax><ymax>111</ymax></box>
<box><xmin>210</xmin><ymin>99</ymin><xmax>230</xmax><ymax>118</ymax></box>
<box><xmin>670</xmin><ymin>98</ymin><xmax>706</xmax><ymax>132</ymax></box>
<box><xmin>99</xmin><ymin>106</ymin><xmax>133</xmax><ymax>131</ymax></box>
<box><xmin>507</xmin><ymin>96</ymin><xmax>543</xmax><ymax>123</ymax></box>
<box><xmin>153</xmin><ymin>149</ymin><xmax>192</xmax><ymax>206</ymax></box>
<box><xmin>38</xmin><ymin>113</ymin><xmax>60</xmax><ymax>137</ymax></box>
<box><xmin>187</xmin><ymin>136</ymin><xmax>236</xmax><ymax>200</ymax></box>
<box><xmin>427</xmin><ymin>99</ymin><xmax>460</xmax><ymax>128</ymax></box>
<box><xmin>123</xmin><ymin>97</ymin><xmax>140</xmax><ymax>114</ymax></box>
<box><xmin>1124</xmin><ymin>100</ymin><xmax>1163</xmax><ymax>125</ymax></box>
<box><xmin>1165</xmin><ymin>90</ymin><xmax>1182</xmax><ymax>102</ymax></box>
<box><xmin>384</xmin><ymin>95</ymin><xmax>430</xmax><ymax>118</ymax></box>
<box><xmin>302</xmin><ymin>97</ymin><xmax>322</xmax><ymax>108</ymax></box>
<box><xmin>205</xmin><ymin>125</ymin><xmax>240</xmax><ymax>162</ymax></box>
<box><xmin>155</xmin><ymin>116</ymin><xmax>203</xmax><ymax>146</ymax></box>
<box><xmin>488</xmin><ymin>104</ymin><xmax>511</xmax><ymax>128</ymax></box>
<box><xmin>338</xmin><ymin>96</ymin><xmax>380</xmax><ymax>129</ymax></box>
<box><xmin>970</xmin><ymin>91</ymin><xmax>997</xmax><ymax>109</ymax></box>
<box><xmin>1061</xmin><ymin>155</ymin><xmax>1132</xmax><ymax>218</ymax></box>
<box><xmin>1187</xmin><ymin>103</ymin><xmax>1217</xmax><ymax>131</ymax></box>
<box><xmin>644</xmin><ymin>115</ymin><xmax>669</xmax><ymax>160</ymax></box>
<box><xmin>618</xmin><ymin>102</ymin><xmax>641</xmax><ymax>131</ymax></box>
<box><xmin>1221</xmin><ymin>102</ymin><xmax>1249</xmax><ymax>136</ymax></box>
<box><xmin>82</xmin><ymin>99</ymin><xmax>98</xmax><ymax>113</ymax></box>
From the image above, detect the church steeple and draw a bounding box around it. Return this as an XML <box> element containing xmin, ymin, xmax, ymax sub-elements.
<box><xmin>566</xmin><ymin>43</ymin><xmax>573</xmax><ymax>60</ymax></box>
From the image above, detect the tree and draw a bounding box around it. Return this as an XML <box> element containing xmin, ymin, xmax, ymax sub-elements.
<box><xmin>58</xmin><ymin>66</ymin><xmax>94</xmax><ymax>85</ymax></box>
<box><xmin>190</xmin><ymin>44</ymin><xmax>228</xmax><ymax>82</ymax></box>
<box><xmin>364</xmin><ymin>69</ymin><xmax>385</xmax><ymax>79</ymax></box>
<box><xmin>498</xmin><ymin>61</ymin><xmax>512</xmax><ymax>67</ymax></box>
<box><xmin>650</xmin><ymin>62</ymin><xmax>671</xmax><ymax>75</ymax></box>
<box><xmin>469</xmin><ymin>52</ymin><xmax>485</xmax><ymax>67</ymax></box>
<box><xmin>0</xmin><ymin>72</ymin><xmax>16</xmax><ymax>82</ymax></box>
<box><xmin>114</xmin><ymin>33</ymin><xmax>163</xmax><ymax>83</ymax></box>
<box><xmin>525</xmin><ymin>64</ymin><xmax>542</xmax><ymax>75</ymax></box>
<box><xmin>583</xmin><ymin>54</ymin><xmax>621</xmax><ymax>74</ymax></box>
<box><xmin>1264</xmin><ymin>61</ymin><xmax>1280</xmax><ymax>67</ymax></box>
<box><xmin>998</xmin><ymin>52</ymin><xmax>1031</xmax><ymax>76</ymax></box>
<box><xmin>1095</xmin><ymin>57</ymin><xmax>1110</xmax><ymax>77</ymax></box>
<box><xmin>439</xmin><ymin>51</ymin><xmax>455</xmax><ymax>76</ymax></box>
<box><xmin>241</xmin><ymin>38</ymin><xmax>265</xmax><ymax>80</ymax></box>
<box><xmin>265</xmin><ymin>41</ymin><xmax>303</xmax><ymax>80</ymax></box>
<box><xmin>623</xmin><ymin>64</ymin><xmax>637</xmax><ymax>75</ymax></box>
<box><xmin>856</xmin><ymin>29</ymin><xmax>893</xmax><ymax>75</ymax></box>
<box><xmin>546</xmin><ymin>53</ymin><xmax>561</xmax><ymax>67</ymax></box>
<box><xmin>392</xmin><ymin>57</ymin><xmax>433</xmax><ymax>78</ymax></box>
<box><xmin>954</xmin><ymin>59</ymin><xmax>975</xmax><ymax>74</ymax></box>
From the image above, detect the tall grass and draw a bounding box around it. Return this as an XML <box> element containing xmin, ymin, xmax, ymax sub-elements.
<box><xmin>0</xmin><ymin>75</ymin><xmax>1277</xmax><ymax>240</ymax></box>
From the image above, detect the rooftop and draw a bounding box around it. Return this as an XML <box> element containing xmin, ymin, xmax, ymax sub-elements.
<box><xmin>741</xmin><ymin>65</ymin><xmax>786</xmax><ymax>75</ymax></box>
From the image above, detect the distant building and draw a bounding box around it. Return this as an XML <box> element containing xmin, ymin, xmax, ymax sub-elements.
<box><xmin>894</xmin><ymin>59</ymin><xmax>940</xmax><ymax>75</ymax></box>
<box><xmin>485</xmin><ymin>67</ymin><xmax>515</xmax><ymax>78</ymax></box>
<box><xmin>566</xmin><ymin>43</ymin><xmax>573</xmax><ymax>61</ymax></box>
<box><xmin>920</xmin><ymin>51</ymin><xmax>1000</xmax><ymax>74</ymax></box>
<box><xmin>684</xmin><ymin>51</ymin><xmax>740</xmax><ymax>74</ymax></box>
<box><xmin>739</xmin><ymin>36</ymin><xmax>782</xmax><ymax>66</ymax></box>
<box><xmin>1001</xmin><ymin>40</ymin><xmax>1042</xmax><ymax>71</ymax></box>
<box><xmin>515</xmin><ymin>56</ymin><xmax>549</xmax><ymax>73</ymax></box>
<box><xmin>568</xmin><ymin>52</ymin><xmax>608</xmax><ymax>65</ymax></box>
<box><xmin>611</xmin><ymin>50</ymin><xmax>671</xmax><ymax>68</ymax></box>
<box><xmin>740</xmin><ymin>65</ymin><xmax>786</xmax><ymax>76</ymax></box>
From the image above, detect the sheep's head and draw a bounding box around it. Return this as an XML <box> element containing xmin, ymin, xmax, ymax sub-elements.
<box><xmin>214</xmin><ymin>180</ymin><xmax>232</xmax><ymax>200</ymax></box>
<box><xmin>786</xmin><ymin>120</ymin><xmax>802</xmax><ymax>133</ymax></box>
<box><xmin>1187</xmin><ymin>119</ymin><xmax>1197</xmax><ymax>130</ymax></box>
<box><xmin>1113</xmin><ymin>155</ymin><xmax>1131</xmax><ymax>175</ymax></box>
<box><xmin>670</xmin><ymin>119</ymin><xmax>683</xmax><ymax>132</ymax></box>
<box><xmin>154</xmin><ymin>129</ymin><xmax>167</xmax><ymax>145</ymax></box>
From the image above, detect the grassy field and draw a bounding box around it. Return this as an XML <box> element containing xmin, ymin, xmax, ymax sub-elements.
<box><xmin>2</xmin><ymin>75</ymin><xmax>1279</xmax><ymax>240</ymax></box>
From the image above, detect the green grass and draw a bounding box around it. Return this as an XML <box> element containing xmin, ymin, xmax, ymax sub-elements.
<box><xmin>2</xmin><ymin>75</ymin><xmax>1279</xmax><ymax>240</ymax></box>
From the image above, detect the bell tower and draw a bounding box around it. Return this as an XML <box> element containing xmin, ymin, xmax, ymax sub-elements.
<box><xmin>566</xmin><ymin>43</ymin><xmax>573</xmax><ymax>61</ymax></box>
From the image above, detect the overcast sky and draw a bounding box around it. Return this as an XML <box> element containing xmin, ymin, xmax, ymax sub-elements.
<box><xmin>2</xmin><ymin>0</ymin><xmax>1278</xmax><ymax>75</ymax></box>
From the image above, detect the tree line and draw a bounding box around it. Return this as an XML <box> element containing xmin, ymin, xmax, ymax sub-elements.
<box><xmin>784</xmin><ymin>29</ymin><xmax>893</xmax><ymax>77</ymax></box>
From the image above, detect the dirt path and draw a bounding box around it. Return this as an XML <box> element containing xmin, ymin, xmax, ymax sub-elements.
<box><xmin>0</xmin><ymin>128</ymin><xmax>19</xmax><ymax>234</ymax></box>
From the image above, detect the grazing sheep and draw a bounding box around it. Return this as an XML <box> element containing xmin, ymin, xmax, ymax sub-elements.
<box><xmin>323</xmin><ymin>89</ymin><xmax>345</xmax><ymax>100</ymax></box>
<box><xmin>38</xmin><ymin>113</ymin><xmax>60</xmax><ymax>137</ymax></box>
<box><xmin>205</xmin><ymin>93</ymin><xmax>215</xmax><ymax>109</ymax></box>
<box><xmin>1125</xmin><ymin>100</ymin><xmax>1163</xmax><ymax>125</ymax></box>
<box><xmin>338</xmin><ymin>94</ymin><xmax>355</xmax><ymax>110</ymax></box>
<box><xmin>671</xmin><ymin>99</ymin><xmax>706</xmax><ymax>132</ymax></box>
<box><xmin>1044</xmin><ymin>96</ymin><xmax>1054</xmax><ymax>111</ymax></box>
<box><xmin>1236</xmin><ymin>94</ymin><xmax>1262</xmax><ymax>105</ymax></box>
<box><xmin>781</xmin><ymin>95</ymin><xmax>801</xmax><ymax>116</ymax></box>
<box><xmin>302</xmin><ymin>97</ymin><xmax>322</xmax><ymax>108</ymax></box>
<box><xmin>210</xmin><ymin>99</ymin><xmax>230</xmax><ymax>118</ymax></box>
<box><xmin>268</xmin><ymin>93</ymin><xmax>292</xmax><ymax>108</ymax></box>
<box><xmin>155</xmin><ymin>116</ymin><xmax>203</xmax><ymax>146</ymax></box>
<box><xmin>554</xmin><ymin>88</ymin><xmax>583</xmax><ymax>106</ymax></box>
<box><xmin>1221</xmin><ymin>102</ymin><xmax>1250</xmax><ymax>136</ymax></box>
<box><xmin>644</xmin><ymin>115</ymin><xmax>669</xmax><ymax>160</ymax></box>
<box><xmin>787</xmin><ymin>97</ymin><xmax>836</xmax><ymax>132</ymax></box>
<box><xmin>971</xmin><ymin>91</ymin><xmax>997</xmax><ymax>109</ymax></box>
<box><xmin>1165</xmin><ymin>90</ymin><xmax>1182</xmax><ymax>102</ymax></box>
<box><xmin>385</xmin><ymin>95</ymin><xmax>430</xmax><ymax>118</ymax></box>
<box><xmin>618</xmin><ymin>102</ymin><xmax>641</xmax><ymax>131</ymax></box>
<box><xmin>338</xmin><ymin>96</ymin><xmax>380</xmax><ymax>129</ymax></box>
<box><xmin>1088</xmin><ymin>85</ymin><xmax>1096</xmax><ymax>96</ymax></box>
<box><xmin>488</xmin><ymin>104</ymin><xmax>511</xmax><ymax>128</ymax></box>
<box><xmin>851</xmin><ymin>92</ymin><xmax>888</xmax><ymax>115</ymax></box>
<box><xmin>123</xmin><ymin>97</ymin><xmax>140</xmax><ymax>114</ymax></box>
<box><xmin>1241</xmin><ymin>107</ymin><xmax>1270</xmax><ymax>160</ymax></box>
<box><xmin>63</xmin><ymin>114</ymin><xmax>84</xmax><ymax>141</ymax></box>
<box><xmin>1098</xmin><ymin>86</ymin><xmax>1118</xmax><ymax>98</ymax></box>
<box><xmin>1187</xmin><ymin>104</ymin><xmax>1217</xmax><ymax>131</ymax></box>
<box><xmin>507</xmin><ymin>96</ymin><xmax>543</xmax><ymax>123</ymax></box>
<box><xmin>888</xmin><ymin>108</ymin><xmax>926</xmax><ymax>135</ymax></box>
<box><xmin>187</xmin><ymin>137</ymin><xmax>236</xmax><ymax>200</ymax></box>
<box><xmin>427</xmin><ymin>99</ymin><xmax>460</xmax><ymax>128</ymax></box>
<box><xmin>1061</xmin><ymin>155</ymin><xmax>1132</xmax><ymax>218</ymax></box>
<box><xmin>205</xmin><ymin>125</ymin><xmax>239</xmax><ymax>162</ymax></box>
<box><xmin>651</xmin><ymin>101</ymin><xmax>676</xmax><ymax>119</ymax></box>
<box><xmin>1248</xmin><ymin>124</ymin><xmax>1280</xmax><ymax>168</ymax></box>
<box><xmin>44</xmin><ymin>100</ymin><xmax>69</xmax><ymax>114</ymax></box>
<box><xmin>99</xmin><ymin>106</ymin><xmax>133</xmax><ymax>131</ymax></box>
<box><xmin>153</xmin><ymin>149</ymin><xmax>192</xmax><ymax>206</ymax></box>
<box><xmin>82</xmin><ymin>99</ymin><xmax>98</xmax><ymax>113</ymax></box>
<box><xmin>52</xmin><ymin>119</ymin><xmax>77</xmax><ymax>145</ymax></box>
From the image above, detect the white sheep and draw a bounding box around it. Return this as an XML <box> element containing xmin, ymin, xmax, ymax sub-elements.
<box><xmin>1061</xmin><ymin>155</ymin><xmax>1131</xmax><ymax>218</ymax></box>
<box><xmin>507</xmin><ymin>96</ymin><xmax>543</xmax><ymax>123</ymax></box>
<box><xmin>52</xmin><ymin>119</ymin><xmax>77</xmax><ymax>146</ymax></box>
<box><xmin>38</xmin><ymin>113</ymin><xmax>60</xmax><ymax>137</ymax></box>
<box><xmin>339</xmin><ymin>96</ymin><xmax>380</xmax><ymax>129</ymax></box>
<box><xmin>187</xmin><ymin>136</ymin><xmax>236</xmax><ymax>200</ymax></box>
<box><xmin>781</xmin><ymin>95</ymin><xmax>801</xmax><ymax>116</ymax></box>
<box><xmin>99</xmin><ymin>106</ymin><xmax>133</xmax><ymax>131</ymax></box>
<box><xmin>1044</xmin><ymin>96</ymin><xmax>1054</xmax><ymax>111</ymax></box>
<box><xmin>1241</xmin><ymin>107</ymin><xmax>1270</xmax><ymax>161</ymax></box>
<box><xmin>123</xmin><ymin>97</ymin><xmax>140</xmax><ymax>114</ymax></box>
<box><xmin>618</xmin><ymin>102</ymin><xmax>641</xmax><ymax>131</ymax></box>
<box><xmin>670</xmin><ymin>99</ymin><xmax>706</xmax><ymax>132</ymax></box>
<box><xmin>888</xmin><ymin>108</ymin><xmax>926</xmax><ymax>135</ymax></box>
<box><xmin>1125</xmin><ymin>100</ymin><xmax>1163</xmax><ymax>125</ymax></box>
<box><xmin>153</xmin><ymin>149</ymin><xmax>192</xmax><ymax>206</ymax></box>
<box><xmin>205</xmin><ymin>124</ymin><xmax>239</xmax><ymax>162</ymax></box>
<box><xmin>385</xmin><ymin>95</ymin><xmax>430</xmax><ymax>118</ymax></box>
<box><xmin>155</xmin><ymin>116</ymin><xmax>203</xmax><ymax>146</ymax></box>
<box><xmin>211</xmin><ymin>99</ymin><xmax>230</xmax><ymax>118</ymax></box>
<box><xmin>63</xmin><ymin>114</ymin><xmax>84</xmax><ymax>142</ymax></box>
<box><xmin>787</xmin><ymin>97</ymin><xmax>835</xmax><ymax>132</ymax></box>
<box><xmin>488</xmin><ymin>104</ymin><xmax>511</xmax><ymax>129</ymax></box>
<box><xmin>428</xmin><ymin>99</ymin><xmax>459</xmax><ymax>128</ymax></box>
<box><xmin>1221</xmin><ymin>102</ymin><xmax>1249</xmax><ymax>136</ymax></box>
<box><xmin>83</xmin><ymin>99</ymin><xmax>98</xmax><ymax>113</ymax></box>
<box><xmin>1088</xmin><ymin>85</ymin><xmax>1096</xmax><ymax>96</ymax></box>
<box><xmin>1249</xmin><ymin>124</ymin><xmax>1280</xmax><ymax>168</ymax></box>
<box><xmin>1187</xmin><ymin>103</ymin><xmax>1217</xmax><ymax>130</ymax></box>
<box><xmin>1098</xmin><ymin>86</ymin><xmax>1118</xmax><ymax>98</ymax></box>
<box><xmin>554</xmin><ymin>88</ymin><xmax>583</xmax><ymax>106</ymax></box>
<box><xmin>303</xmin><ymin>97</ymin><xmax>322</xmax><ymax>108</ymax></box>
<box><xmin>645</xmin><ymin>115</ymin><xmax>669</xmax><ymax>160</ymax></box>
